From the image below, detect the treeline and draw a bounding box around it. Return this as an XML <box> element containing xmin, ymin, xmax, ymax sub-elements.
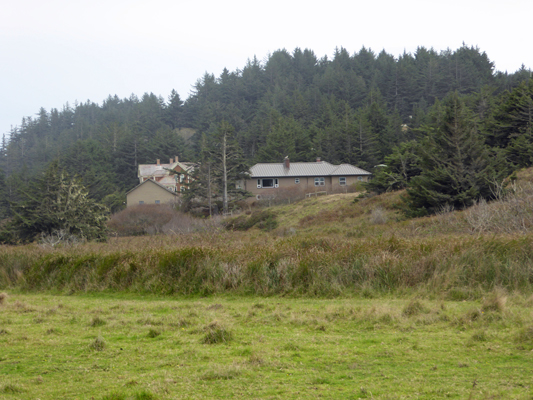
<box><xmin>0</xmin><ymin>45</ymin><xmax>532</xmax><ymax>218</ymax></box>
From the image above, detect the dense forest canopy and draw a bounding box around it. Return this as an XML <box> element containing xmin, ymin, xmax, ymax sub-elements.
<box><xmin>0</xmin><ymin>44</ymin><xmax>532</xmax><ymax>219</ymax></box>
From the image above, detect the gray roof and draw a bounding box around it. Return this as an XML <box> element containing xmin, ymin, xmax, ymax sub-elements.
<box><xmin>249</xmin><ymin>161</ymin><xmax>371</xmax><ymax>178</ymax></box>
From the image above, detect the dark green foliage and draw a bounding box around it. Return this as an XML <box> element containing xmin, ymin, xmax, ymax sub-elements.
<box><xmin>365</xmin><ymin>141</ymin><xmax>423</xmax><ymax>194</ymax></box>
<box><xmin>405</xmin><ymin>92</ymin><xmax>508</xmax><ymax>214</ymax></box>
<box><xmin>488</xmin><ymin>80</ymin><xmax>533</xmax><ymax>167</ymax></box>
<box><xmin>7</xmin><ymin>161</ymin><xmax>108</xmax><ymax>243</ymax></box>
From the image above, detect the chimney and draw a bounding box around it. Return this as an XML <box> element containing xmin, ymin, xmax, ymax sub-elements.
<box><xmin>156</xmin><ymin>159</ymin><xmax>160</xmax><ymax>166</ymax></box>
<box><xmin>316</xmin><ymin>157</ymin><xmax>321</xmax><ymax>162</ymax></box>
<box><xmin>175</xmin><ymin>155</ymin><xmax>179</xmax><ymax>163</ymax></box>
<box><xmin>170</xmin><ymin>158</ymin><xmax>173</xmax><ymax>164</ymax></box>
<box><xmin>283</xmin><ymin>156</ymin><xmax>290</xmax><ymax>169</ymax></box>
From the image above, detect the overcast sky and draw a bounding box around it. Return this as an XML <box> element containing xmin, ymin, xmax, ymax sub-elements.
<box><xmin>2</xmin><ymin>0</ymin><xmax>532</xmax><ymax>138</ymax></box>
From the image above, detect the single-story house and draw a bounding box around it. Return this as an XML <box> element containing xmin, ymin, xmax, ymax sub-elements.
<box><xmin>137</xmin><ymin>156</ymin><xmax>195</xmax><ymax>193</ymax></box>
<box><xmin>240</xmin><ymin>157</ymin><xmax>371</xmax><ymax>198</ymax></box>
<box><xmin>126</xmin><ymin>179</ymin><xmax>180</xmax><ymax>207</ymax></box>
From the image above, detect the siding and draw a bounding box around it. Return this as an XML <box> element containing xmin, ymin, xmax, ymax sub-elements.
<box><xmin>126</xmin><ymin>180</ymin><xmax>178</xmax><ymax>207</ymax></box>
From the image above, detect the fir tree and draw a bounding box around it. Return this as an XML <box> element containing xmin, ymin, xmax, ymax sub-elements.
<box><xmin>406</xmin><ymin>92</ymin><xmax>506</xmax><ymax>215</ymax></box>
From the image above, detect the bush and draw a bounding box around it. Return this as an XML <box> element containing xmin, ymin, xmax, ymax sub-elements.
<box><xmin>108</xmin><ymin>205</ymin><xmax>221</xmax><ymax>236</ymax></box>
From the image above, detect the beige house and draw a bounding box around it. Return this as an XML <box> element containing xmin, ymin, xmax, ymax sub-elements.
<box><xmin>241</xmin><ymin>157</ymin><xmax>371</xmax><ymax>199</ymax></box>
<box><xmin>137</xmin><ymin>157</ymin><xmax>195</xmax><ymax>193</ymax></box>
<box><xmin>126</xmin><ymin>179</ymin><xmax>180</xmax><ymax>207</ymax></box>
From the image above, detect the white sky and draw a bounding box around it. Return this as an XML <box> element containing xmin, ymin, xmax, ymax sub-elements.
<box><xmin>1</xmin><ymin>0</ymin><xmax>532</xmax><ymax>138</ymax></box>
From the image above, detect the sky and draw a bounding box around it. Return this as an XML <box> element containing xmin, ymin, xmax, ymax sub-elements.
<box><xmin>1</xmin><ymin>0</ymin><xmax>532</xmax><ymax>138</ymax></box>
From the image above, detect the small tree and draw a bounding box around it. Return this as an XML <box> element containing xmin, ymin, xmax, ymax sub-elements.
<box><xmin>8</xmin><ymin>161</ymin><xmax>108</xmax><ymax>243</ymax></box>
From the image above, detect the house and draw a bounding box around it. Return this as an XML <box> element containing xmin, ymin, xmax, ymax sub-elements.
<box><xmin>126</xmin><ymin>157</ymin><xmax>196</xmax><ymax>207</ymax></box>
<box><xmin>241</xmin><ymin>157</ymin><xmax>371</xmax><ymax>198</ymax></box>
<box><xmin>126</xmin><ymin>179</ymin><xmax>180</xmax><ymax>207</ymax></box>
<box><xmin>137</xmin><ymin>156</ymin><xmax>196</xmax><ymax>193</ymax></box>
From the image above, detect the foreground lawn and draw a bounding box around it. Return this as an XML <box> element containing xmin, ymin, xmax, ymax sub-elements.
<box><xmin>1</xmin><ymin>293</ymin><xmax>532</xmax><ymax>399</ymax></box>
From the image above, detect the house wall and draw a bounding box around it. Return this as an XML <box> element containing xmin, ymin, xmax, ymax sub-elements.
<box><xmin>126</xmin><ymin>181</ymin><xmax>179</xmax><ymax>207</ymax></box>
<box><xmin>244</xmin><ymin>175</ymin><xmax>369</xmax><ymax>197</ymax></box>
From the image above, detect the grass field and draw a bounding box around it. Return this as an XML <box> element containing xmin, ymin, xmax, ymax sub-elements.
<box><xmin>1</xmin><ymin>292</ymin><xmax>533</xmax><ymax>399</ymax></box>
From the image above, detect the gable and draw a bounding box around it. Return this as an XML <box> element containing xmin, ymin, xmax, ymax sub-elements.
<box><xmin>126</xmin><ymin>179</ymin><xmax>179</xmax><ymax>197</ymax></box>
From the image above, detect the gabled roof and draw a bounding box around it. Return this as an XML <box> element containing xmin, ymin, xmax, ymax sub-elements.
<box><xmin>249</xmin><ymin>161</ymin><xmax>371</xmax><ymax>178</ymax></box>
<box><xmin>138</xmin><ymin>161</ymin><xmax>195</xmax><ymax>177</ymax></box>
<box><xmin>126</xmin><ymin>179</ymin><xmax>179</xmax><ymax>196</ymax></box>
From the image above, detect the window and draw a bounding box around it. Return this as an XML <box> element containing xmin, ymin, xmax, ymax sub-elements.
<box><xmin>139</xmin><ymin>201</ymin><xmax>144</xmax><ymax>205</ymax></box>
<box><xmin>314</xmin><ymin>177</ymin><xmax>325</xmax><ymax>186</ymax></box>
<box><xmin>295</xmin><ymin>178</ymin><xmax>300</xmax><ymax>184</ymax></box>
<box><xmin>155</xmin><ymin>200</ymin><xmax>160</xmax><ymax>204</ymax></box>
<box><xmin>257</xmin><ymin>178</ymin><xmax>278</xmax><ymax>188</ymax></box>
<box><xmin>357</xmin><ymin>176</ymin><xmax>363</xmax><ymax>181</ymax></box>
<box><xmin>339</xmin><ymin>177</ymin><xmax>346</xmax><ymax>186</ymax></box>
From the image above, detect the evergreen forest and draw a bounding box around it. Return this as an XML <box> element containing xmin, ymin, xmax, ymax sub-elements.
<box><xmin>1</xmin><ymin>45</ymin><xmax>532</xmax><ymax>232</ymax></box>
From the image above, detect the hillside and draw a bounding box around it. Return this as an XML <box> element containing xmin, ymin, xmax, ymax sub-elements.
<box><xmin>1</xmin><ymin>45</ymin><xmax>532</xmax><ymax>221</ymax></box>
<box><xmin>2</xmin><ymin>168</ymin><xmax>533</xmax><ymax>297</ymax></box>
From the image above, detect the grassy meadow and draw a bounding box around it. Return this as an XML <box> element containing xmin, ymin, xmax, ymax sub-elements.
<box><xmin>2</xmin><ymin>169</ymin><xmax>533</xmax><ymax>398</ymax></box>
<box><xmin>1</xmin><ymin>293</ymin><xmax>533</xmax><ymax>399</ymax></box>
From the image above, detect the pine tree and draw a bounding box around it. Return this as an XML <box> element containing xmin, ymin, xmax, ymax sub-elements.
<box><xmin>8</xmin><ymin>161</ymin><xmax>108</xmax><ymax>243</ymax></box>
<box><xmin>406</xmin><ymin>92</ymin><xmax>506</xmax><ymax>215</ymax></box>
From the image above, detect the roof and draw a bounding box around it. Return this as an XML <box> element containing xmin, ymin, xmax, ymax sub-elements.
<box><xmin>126</xmin><ymin>179</ymin><xmax>179</xmax><ymax>196</ymax></box>
<box><xmin>249</xmin><ymin>161</ymin><xmax>371</xmax><ymax>178</ymax></box>
<box><xmin>138</xmin><ymin>161</ymin><xmax>195</xmax><ymax>177</ymax></box>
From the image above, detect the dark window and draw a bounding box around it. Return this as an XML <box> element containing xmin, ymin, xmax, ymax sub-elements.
<box><xmin>314</xmin><ymin>177</ymin><xmax>325</xmax><ymax>186</ymax></box>
<box><xmin>262</xmin><ymin>179</ymin><xmax>274</xmax><ymax>188</ymax></box>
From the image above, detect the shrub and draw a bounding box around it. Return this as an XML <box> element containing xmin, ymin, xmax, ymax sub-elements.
<box><xmin>108</xmin><ymin>204</ymin><xmax>221</xmax><ymax>236</ymax></box>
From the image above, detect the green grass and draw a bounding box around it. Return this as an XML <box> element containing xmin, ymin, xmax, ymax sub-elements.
<box><xmin>0</xmin><ymin>293</ymin><xmax>532</xmax><ymax>399</ymax></box>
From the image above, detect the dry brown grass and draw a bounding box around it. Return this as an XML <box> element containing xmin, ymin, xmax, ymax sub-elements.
<box><xmin>0</xmin><ymin>292</ymin><xmax>7</xmax><ymax>305</ymax></box>
<box><xmin>108</xmin><ymin>204</ymin><xmax>222</xmax><ymax>236</ymax></box>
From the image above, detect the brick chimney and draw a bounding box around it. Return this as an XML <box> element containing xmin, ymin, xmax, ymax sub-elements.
<box><xmin>170</xmin><ymin>158</ymin><xmax>174</xmax><ymax>164</ymax></box>
<box><xmin>316</xmin><ymin>157</ymin><xmax>321</xmax><ymax>162</ymax></box>
<box><xmin>283</xmin><ymin>156</ymin><xmax>290</xmax><ymax>169</ymax></box>
<box><xmin>156</xmin><ymin>159</ymin><xmax>160</xmax><ymax>165</ymax></box>
<box><xmin>175</xmin><ymin>155</ymin><xmax>179</xmax><ymax>163</ymax></box>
